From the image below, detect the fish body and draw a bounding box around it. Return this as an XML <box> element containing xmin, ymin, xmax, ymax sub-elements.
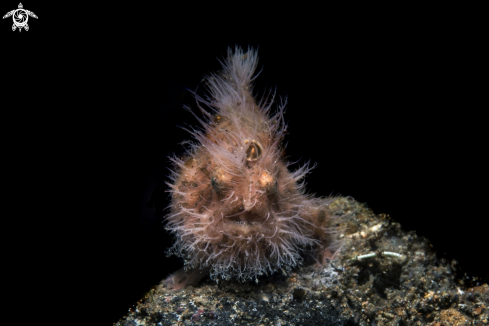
<box><xmin>164</xmin><ymin>47</ymin><xmax>343</xmax><ymax>287</ymax></box>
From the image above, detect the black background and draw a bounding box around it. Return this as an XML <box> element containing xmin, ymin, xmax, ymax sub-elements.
<box><xmin>2</xmin><ymin>4</ymin><xmax>487</xmax><ymax>325</ymax></box>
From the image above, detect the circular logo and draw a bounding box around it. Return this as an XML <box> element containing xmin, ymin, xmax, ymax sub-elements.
<box><xmin>13</xmin><ymin>9</ymin><xmax>27</xmax><ymax>27</ymax></box>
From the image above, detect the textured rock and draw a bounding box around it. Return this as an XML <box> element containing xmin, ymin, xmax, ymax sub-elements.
<box><xmin>115</xmin><ymin>197</ymin><xmax>488</xmax><ymax>326</ymax></box>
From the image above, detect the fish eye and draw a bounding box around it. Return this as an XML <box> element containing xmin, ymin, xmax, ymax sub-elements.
<box><xmin>267</xmin><ymin>179</ymin><xmax>278</xmax><ymax>195</ymax></box>
<box><xmin>211</xmin><ymin>169</ymin><xmax>230</xmax><ymax>194</ymax></box>
<box><xmin>211</xmin><ymin>176</ymin><xmax>226</xmax><ymax>194</ymax></box>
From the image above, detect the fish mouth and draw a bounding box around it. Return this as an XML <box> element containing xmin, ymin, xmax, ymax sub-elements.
<box><xmin>224</xmin><ymin>211</ymin><xmax>268</xmax><ymax>226</ymax></box>
<box><xmin>221</xmin><ymin>209</ymin><xmax>271</xmax><ymax>236</ymax></box>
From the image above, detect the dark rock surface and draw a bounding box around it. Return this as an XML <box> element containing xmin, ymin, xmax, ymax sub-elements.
<box><xmin>115</xmin><ymin>197</ymin><xmax>488</xmax><ymax>326</ymax></box>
